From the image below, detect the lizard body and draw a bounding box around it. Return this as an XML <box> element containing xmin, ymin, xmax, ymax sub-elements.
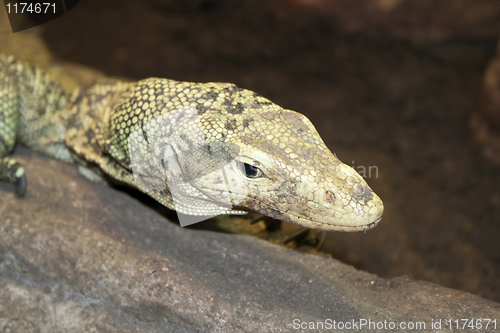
<box><xmin>0</xmin><ymin>55</ymin><xmax>383</xmax><ymax>231</ymax></box>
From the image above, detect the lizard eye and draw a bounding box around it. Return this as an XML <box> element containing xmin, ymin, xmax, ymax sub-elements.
<box><xmin>236</xmin><ymin>161</ymin><xmax>265</xmax><ymax>178</ymax></box>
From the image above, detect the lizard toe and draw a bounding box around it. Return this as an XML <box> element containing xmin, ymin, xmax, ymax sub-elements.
<box><xmin>0</xmin><ymin>157</ymin><xmax>27</xmax><ymax>197</ymax></box>
<box><xmin>15</xmin><ymin>173</ymin><xmax>27</xmax><ymax>197</ymax></box>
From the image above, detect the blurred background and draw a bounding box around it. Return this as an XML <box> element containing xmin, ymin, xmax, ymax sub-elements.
<box><xmin>6</xmin><ymin>0</ymin><xmax>500</xmax><ymax>302</ymax></box>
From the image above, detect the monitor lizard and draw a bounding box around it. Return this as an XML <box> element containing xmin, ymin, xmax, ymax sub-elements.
<box><xmin>0</xmin><ymin>54</ymin><xmax>383</xmax><ymax>232</ymax></box>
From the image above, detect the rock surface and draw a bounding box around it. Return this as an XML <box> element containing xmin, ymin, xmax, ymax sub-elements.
<box><xmin>1</xmin><ymin>149</ymin><xmax>499</xmax><ymax>332</ymax></box>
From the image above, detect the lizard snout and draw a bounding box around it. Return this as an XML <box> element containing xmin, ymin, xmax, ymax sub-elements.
<box><xmin>300</xmin><ymin>174</ymin><xmax>383</xmax><ymax>232</ymax></box>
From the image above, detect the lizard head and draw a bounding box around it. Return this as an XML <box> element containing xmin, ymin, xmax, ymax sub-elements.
<box><xmin>193</xmin><ymin>83</ymin><xmax>384</xmax><ymax>232</ymax></box>
<box><xmin>122</xmin><ymin>79</ymin><xmax>383</xmax><ymax>231</ymax></box>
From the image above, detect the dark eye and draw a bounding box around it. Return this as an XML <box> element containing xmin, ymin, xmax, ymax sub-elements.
<box><xmin>236</xmin><ymin>161</ymin><xmax>264</xmax><ymax>178</ymax></box>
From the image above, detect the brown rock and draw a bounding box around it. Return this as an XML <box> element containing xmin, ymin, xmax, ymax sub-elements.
<box><xmin>0</xmin><ymin>149</ymin><xmax>499</xmax><ymax>331</ymax></box>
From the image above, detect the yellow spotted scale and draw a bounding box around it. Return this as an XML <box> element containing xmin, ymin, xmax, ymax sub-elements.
<box><xmin>0</xmin><ymin>55</ymin><xmax>383</xmax><ymax>231</ymax></box>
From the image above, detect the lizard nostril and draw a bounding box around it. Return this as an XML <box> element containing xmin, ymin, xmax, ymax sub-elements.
<box><xmin>326</xmin><ymin>190</ymin><xmax>336</xmax><ymax>203</ymax></box>
<box><xmin>351</xmin><ymin>183</ymin><xmax>374</xmax><ymax>202</ymax></box>
<box><xmin>353</xmin><ymin>183</ymin><xmax>365</xmax><ymax>197</ymax></box>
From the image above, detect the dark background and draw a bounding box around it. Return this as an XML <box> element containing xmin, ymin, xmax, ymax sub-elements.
<box><xmin>28</xmin><ymin>0</ymin><xmax>500</xmax><ymax>302</ymax></box>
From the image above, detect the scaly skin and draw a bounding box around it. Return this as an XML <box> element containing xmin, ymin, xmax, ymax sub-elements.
<box><xmin>0</xmin><ymin>55</ymin><xmax>383</xmax><ymax>231</ymax></box>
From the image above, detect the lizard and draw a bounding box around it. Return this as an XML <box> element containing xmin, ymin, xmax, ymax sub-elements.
<box><xmin>0</xmin><ymin>54</ymin><xmax>383</xmax><ymax>232</ymax></box>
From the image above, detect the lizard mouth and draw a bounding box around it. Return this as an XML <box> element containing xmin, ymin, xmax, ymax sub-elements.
<box><xmin>363</xmin><ymin>217</ymin><xmax>382</xmax><ymax>231</ymax></box>
<box><xmin>286</xmin><ymin>212</ymin><xmax>382</xmax><ymax>232</ymax></box>
<box><xmin>249</xmin><ymin>202</ymin><xmax>383</xmax><ymax>232</ymax></box>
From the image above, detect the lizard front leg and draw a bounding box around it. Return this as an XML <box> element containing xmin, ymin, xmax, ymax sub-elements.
<box><xmin>0</xmin><ymin>55</ymin><xmax>26</xmax><ymax>196</ymax></box>
<box><xmin>0</xmin><ymin>55</ymin><xmax>71</xmax><ymax>196</ymax></box>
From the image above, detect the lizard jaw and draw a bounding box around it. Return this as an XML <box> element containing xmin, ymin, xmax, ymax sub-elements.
<box><xmin>283</xmin><ymin>210</ymin><xmax>383</xmax><ymax>232</ymax></box>
<box><xmin>247</xmin><ymin>189</ymin><xmax>384</xmax><ymax>232</ymax></box>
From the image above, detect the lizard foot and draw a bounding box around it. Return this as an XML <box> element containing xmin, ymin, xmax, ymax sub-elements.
<box><xmin>0</xmin><ymin>157</ymin><xmax>27</xmax><ymax>197</ymax></box>
<box><xmin>250</xmin><ymin>214</ymin><xmax>282</xmax><ymax>231</ymax></box>
<box><xmin>249</xmin><ymin>214</ymin><xmax>327</xmax><ymax>250</ymax></box>
<box><xmin>284</xmin><ymin>227</ymin><xmax>327</xmax><ymax>250</ymax></box>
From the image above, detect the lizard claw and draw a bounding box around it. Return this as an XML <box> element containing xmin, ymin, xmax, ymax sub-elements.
<box><xmin>0</xmin><ymin>157</ymin><xmax>27</xmax><ymax>197</ymax></box>
<box><xmin>284</xmin><ymin>227</ymin><xmax>310</xmax><ymax>244</ymax></box>
<box><xmin>284</xmin><ymin>227</ymin><xmax>327</xmax><ymax>251</ymax></box>
<box><xmin>15</xmin><ymin>173</ymin><xmax>27</xmax><ymax>197</ymax></box>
